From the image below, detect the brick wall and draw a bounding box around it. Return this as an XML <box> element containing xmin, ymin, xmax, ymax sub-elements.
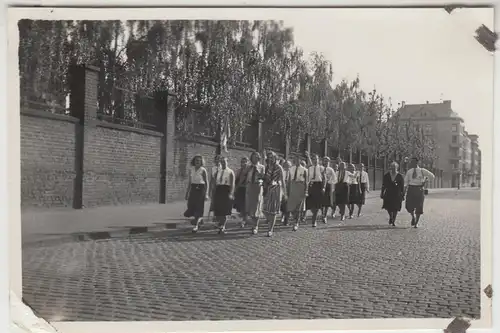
<box><xmin>20</xmin><ymin>110</ymin><xmax>78</xmax><ymax>208</ymax></box>
<box><xmin>82</xmin><ymin>122</ymin><xmax>163</xmax><ymax>207</ymax></box>
<box><xmin>20</xmin><ymin>106</ymin><xmax>256</xmax><ymax>208</ymax></box>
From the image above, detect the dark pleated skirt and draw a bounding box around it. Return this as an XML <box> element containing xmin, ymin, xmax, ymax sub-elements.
<box><xmin>335</xmin><ymin>182</ymin><xmax>349</xmax><ymax>205</ymax></box>
<box><xmin>281</xmin><ymin>196</ymin><xmax>287</xmax><ymax>214</ymax></box>
<box><xmin>405</xmin><ymin>185</ymin><xmax>425</xmax><ymax>215</ymax></box>
<box><xmin>233</xmin><ymin>186</ymin><xmax>246</xmax><ymax>213</ymax></box>
<box><xmin>287</xmin><ymin>181</ymin><xmax>307</xmax><ymax>212</ymax></box>
<box><xmin>306</xmin><ymin>182</ymin><xmax>323</xmax><ymax>210</ymax></box>
<box><xmin>213</xmin><ymin>185</ymin><xmax>233</xmax><ymax>217</ymax></box>
<box><xmin>184</xmin><ymin>184</ymin><xmax>206</xmax><ymax>218</ymax></box>
<box><xmin>322</xmin><ymin>183</ymin><xmax>333</xmax><ymax>208</ymax></box>
<box><xmin>349</xmin><ymin>184</ymin><xmax>361</xmax><ymax>204</ymax></box>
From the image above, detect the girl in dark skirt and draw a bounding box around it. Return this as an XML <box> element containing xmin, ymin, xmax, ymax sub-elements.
<box><xmin>381</xmin><ymin>161</ymin><xmax>405</xmax><ymax>226</ymax></box>
<box><xmin>245</xmin><ymin>152</ymin><xmax>265</xmax><ymax>233</ymax></box>
<box><xmin>335</xmin><ymin>162</ymin><xmax>351</xmax><ymax>221</ymax></box>
<box><xmin>184</xmin><ymin>155</ymin><xmax>209</xmax><ymax>233</ymax></box>
<box><xmin>404</xmin><ymin>157</ymin><xmax>435</xmax><ymax>228</ymax></box>
<box><xmin>280</xmin><ymin>160</ymin><xmax>291</xmax><ymax>225</ymax></box>
<box><xmin>330</xmin><ymin>163</ymin><xmax>339</xmax><ymax>218</ymax></box>
<box><xmin>209</xmin><ymin>155</ymin><xmax>222</xmax><ymax>224</ymax></box>
<box><xmin>357</xmin><ymin>163</ymin><xmax>370</xmax><ymax>217</ymax></box>
<box><xmin>305</xmin><ymin>152</ymin><xmax>325</xmax><ymax>228</ymax></box>
<box><xmin>321</xmin><ymin>157</ymin><xmax>336</xmax><ymax>224</ymax></box>
<box><xmin>347</xmin><ymin>163</ymin><xmax>361</xmax><ymax>219</ymax></box>
<box><xmin>233</xmin><ymin>157</ymin><xmax>249</xmax><ymax>217</ymax></box>
<box><xmin>212</xmin><ymin>157</ymin><xmax>235</xmax><ymax>234</ymax></box>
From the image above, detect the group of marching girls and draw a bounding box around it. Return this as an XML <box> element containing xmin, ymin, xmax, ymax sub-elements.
<box><xmin>183</xmin><ymin>150</ymin><xmax>377</xmax><ymax>237</ymax></box>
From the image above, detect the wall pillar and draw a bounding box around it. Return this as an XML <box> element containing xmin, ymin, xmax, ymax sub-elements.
<box><xmin>304</xmin><ymin>133</ymin><xmax>311</xmax><ymax>155</ymax></box>
<box><xmin>155</xmin><ymin>91</ymin><xmax>176</xmax><ymax>204</ymax></box>
<box><xmin>257</xmin><ymin>120</ymin><xmax>264</xmax><ymax>154</ymax></box>
<box><xmin>284</xmin><ymin>132</ymin><xmax>291</xmax><ymax>160</ymax></box>
<box><xmin>320</xmin><ymin>139</ymin><xmax>328</xmax><ymax>157</ymax></box>
<box><xmin>69</xmin><ymin>64</ymin><xmax>99</xmax><ymax>209</ymax></box>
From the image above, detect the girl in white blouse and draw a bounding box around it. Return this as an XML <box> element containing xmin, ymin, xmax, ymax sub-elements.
<box><xmin>347</xmin><ymin>163</ymin><xmax>361</xmax><ymax>219</ymax></box>
<box><xmin>208</xmin><ymin>155</ymin><xmax>221</xmax><ymax>223</ymax></box>
<box><xmin>286</xmin><ymin>154</ymin><xmax>308</xmax><ymax>231</ymax></box>
<box><xmin>212</xmin><ymin>157</ymin><xmax>235</xmax><ymax>234</ymax></box>
<box><xmin>305</xmin><ymin>151</ymin><xmax>325</xmax><ymax>228</ymax></box>
<box><xmin>184</xmin><ymin>155</ymin><xmax>209</xmax><ymax>232</ymax></box>
<box><xmin>335</xmin><ymin>162</ymin><xmax>353</xmax><ymax>221</ymax></box>
<box><xmin>321</xmin><ymin>157</ymin><xmax>337</xmax><ymax>224</ymax></box>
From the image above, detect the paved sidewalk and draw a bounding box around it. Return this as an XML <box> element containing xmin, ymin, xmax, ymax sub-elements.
<box><xmin>21</xmin><ymin>188</ymin><xmax>466</xmax><ymax>245</ymax></box>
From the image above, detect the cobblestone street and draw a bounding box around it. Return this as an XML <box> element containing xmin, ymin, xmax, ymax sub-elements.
<box><xmin>22</xmin><ymin>189</ymin><xmax>481</xmax><ymax>321</ymax></box>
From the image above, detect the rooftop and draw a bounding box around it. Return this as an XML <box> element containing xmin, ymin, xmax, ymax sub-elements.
<box><xmin>396</xmin><ymin>100</ymin><xmax>464</xmax><ymax>121</ymax></box>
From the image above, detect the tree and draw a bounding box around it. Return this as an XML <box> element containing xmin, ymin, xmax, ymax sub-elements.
<box><xmin>18</xmin><ymin>19</ymin><xmax>436</xmax><ymax>163</ymax></box>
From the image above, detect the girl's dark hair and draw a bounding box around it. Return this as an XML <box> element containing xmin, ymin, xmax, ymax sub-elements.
<box><xmin>250</xmin><ymin>151</ymin><xmax>261</xmax><ymax>161</ymax></box>
<box><xmin>190</xmin><ymin>155</ymin><xmax>205</xmax><ymax>167</ymax></box>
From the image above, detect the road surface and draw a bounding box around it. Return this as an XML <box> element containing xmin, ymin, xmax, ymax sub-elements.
<box><xmin>22</xmin><ymin>189</ymin><xmax>481</xmax><ymax>321</ymax></box>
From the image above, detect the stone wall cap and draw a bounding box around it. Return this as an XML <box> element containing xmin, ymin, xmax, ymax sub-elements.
<box><xmin>85</xmin><ymin>65</ymin><xmax>100</xmax><ymax>72</ymax></box>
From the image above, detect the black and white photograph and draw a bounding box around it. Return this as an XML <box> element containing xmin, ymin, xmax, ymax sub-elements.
<box><xmin>8</xmin><ymin>5</ymin><xmax>495</xmax><ymax>332</ymax></box>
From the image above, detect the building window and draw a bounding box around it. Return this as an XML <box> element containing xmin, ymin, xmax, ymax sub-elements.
<box><xmin>451</xmin><ymin>124</ymin><xmax>458</xmax><ymax>132</ymax></box>
<box><xmin>452</xmin><ymin>135</ymin><xmax>458</xmax><ymax>144</ymax></box>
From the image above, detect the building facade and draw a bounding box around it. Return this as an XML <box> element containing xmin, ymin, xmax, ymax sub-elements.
<box><xmin>397</xmin><ymin>100</ymin><xmax>478</xmax><ymax>188</ymax></box>
<box><xmin>469</xmin><ymin>134</ymin><xmax>481</xmax><ymax>187</ymax></box>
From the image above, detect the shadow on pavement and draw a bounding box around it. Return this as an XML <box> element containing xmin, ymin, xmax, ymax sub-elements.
<box><xmin>426</xmin><ymin>191</ymin><xmax>480</xmax><ymax>201</ymax></box>
<box><xmin>26</xmin><ymin>219</ymin><xmax>415</xmax><ymax>247</ymax></box>
<box><xmin>324</xmin><ymin>224</ymin><xmax>411</xmax><ymax>232</ymax></box>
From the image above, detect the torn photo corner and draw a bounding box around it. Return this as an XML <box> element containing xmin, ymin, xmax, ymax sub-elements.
<box><xmin>10</xmin><ymin>290</ymin><xmax>59</xmax><ymax>333</ymax></box>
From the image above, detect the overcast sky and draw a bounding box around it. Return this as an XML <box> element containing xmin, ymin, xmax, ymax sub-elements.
<box><xmin>283</xmin><ymin>8</ymin><xmax>494</xmax><ymax>139</ymax></box>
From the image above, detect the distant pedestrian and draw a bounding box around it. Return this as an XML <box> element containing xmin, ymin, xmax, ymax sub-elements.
<box><xmin>305</xmin><ymin>151</ymin><xmax>325</xmax><ymax>227</ymax></box>
<box><xmin>245</xmin><ymin>152</ymin><xmax>265</xmax><ymax>233</ymax></box>
<box><xmin>404</xmin><ymin>157</ymin><xmax>435</xmax><ymax>228</ymax></box>
<box><xmin>212</xmin><ymin>157</ymin><xmax>235</xmax><ymax>234</ymax></box>
<box><xmin>286</xmin><ymin>155</ymin><xmax>308</xmax><ymax>231</ymax></box>
<box><xmin>347</xmin><ymin>163</ymin><xmax>361</xmax><ymax>219</ymax></box>
<box><xmin>381</xmin><ymin>161</ymin><xmax>405</xmax><ymax>226</ymax></box>
<box><xmin>321</xmin><ymin>157</ymin><xmax>337</xmax><ymax>223</ymax></box>
<box><xmin>281</xmin><ymin>160</ymin><xmax>291</xmax><ymax>225</ymax></box>
<box><xmin>357</xmin><ymin>163</ymin><xmax>370</xmax><ymax>217</ymax></box>
<box><xmin>261</xmin><ymin>151</ymin><xmax>286</xmax><ymax>237</ymax></box>
<box><xmin>335</xmin><ymin>162</ymin><xmax>351</xmax><ymax>221</ymax></box>
<box><xmin>208</xmin><ymin>155</ymin><xmax>222</xmax><ymax>223</ymax></box>
<box><xmin>184</xmin><ymin>155</ymin><xmax>209</xmax><ymax>233</ymax></box>
<box><xmin>233</xmin><ymin>157</ymin><xmax>249</xmax><ymax>218</ymax></box>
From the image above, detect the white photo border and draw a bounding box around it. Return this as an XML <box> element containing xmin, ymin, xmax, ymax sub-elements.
<box><xmin>5</xmin><ymin>2</ymin><xmax>498</xmax><ymax>333</ymax></box>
